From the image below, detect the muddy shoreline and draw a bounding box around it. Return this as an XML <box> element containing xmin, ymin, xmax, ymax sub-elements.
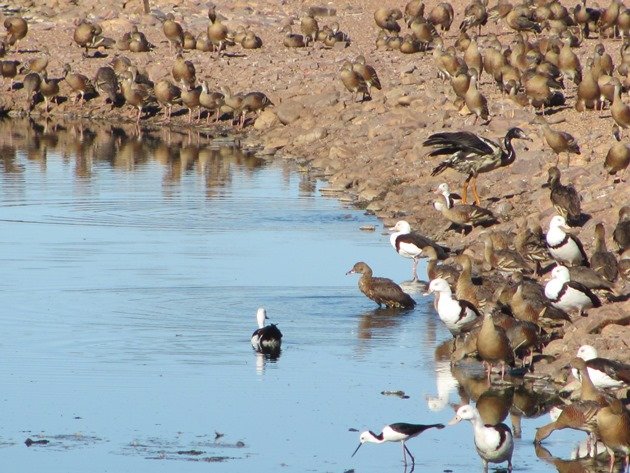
<box><xmin>1</xmin><ymin>0</ymin><xmax>628</xmax><ymax>384</ymax></box>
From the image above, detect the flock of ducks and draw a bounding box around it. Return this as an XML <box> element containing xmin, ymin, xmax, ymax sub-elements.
<box><xmin>3</xmin><ymin>0</ymin><xmax>630</xmax><ymax>471</ymax></box>
<box><xmin>0</xmin><ymin>7</ymin><xmax>274</xmax><ymax>127</ymax></box>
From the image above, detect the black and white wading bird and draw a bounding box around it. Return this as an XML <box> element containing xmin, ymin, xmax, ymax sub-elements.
<box><xmin>389</xmin><ymin>220</ymin><xmax>449</xmax><ymax>281</ymax></box>
<box><xmin>425</xmin><ymin>127</ymin><xmax>530</xmax><ymax>205</ymax></box>
<box><xmin>251</xmin><ymin>307</ymin><xmax>282</xmax><ymax>355</ymax></box>
<box><xmin>352</xmin><ymin>422</ymin><xmax>445</xmax><ymax>467</ymax></box>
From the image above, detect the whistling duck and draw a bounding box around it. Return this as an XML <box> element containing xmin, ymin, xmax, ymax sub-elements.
<box><xmin>426</xmin><ymin>128</ymin><xmax>530</xmax><ymax>205</ymax></box>
<box><xmin>596</xmin><ymin>398</ymin><xmax>630</xmax><ymax>473</ymax></box>
<box><xmin>544</xmin><ymin>167</ymin><xmax>582</xmax><ymax>226</ymax></box>
<box><xmin>605</xmin><ymin>126</ymin><xmax>630</xmax><ymax>180</ymax></box>
<box><xmin>428</xmin><ymin>278</ymin><xmax>481</xmax><ymax>336</ymax></box>
<box><xmin>340</xmin><ymin>60</ymin><xmax>368</xmax><ymax>103</ymax></box>
<box><xmin>591</xmin><ymin>223</ymin><xmax>618</xmax><ymax>282</ymax></box>
<box><xmin>353</xmin><ymin>55</ymin><xmax>381</xmax><ymax>100</ymax></box>
<box><xmin>94</xmin><ymin>66</ymin><xmax>118</xmax><ymax>104</ymax></box>
<box><xmin>200</xmin><ymin>81</ymin><xmax>224</xmax><ymax>124</ymax></box>
<box><xmin>545</xmin><ymin>265</ymin><xmax>601</xmax><ymax>315</ymax></box>
<box><xmin>459</xmin><ymin>1</ymin><xmax>488</xmax><ymax>36</ymax></box>
<box><xmin>154</xmin><ymin>79</ymin><xmax>181</xmax><ymax>122</ymax></box>
<box><xmin>425</xmin><ymin>246</ymin><xmax>459</xmax><ymax>287</ymax></box>
<box><xmin>535</xmin><ymin>400</ymin><xmax>601</xmax><ymax>446</ymax></box>
<box><xmin>537</xmin><ymin>118</ymin><xmax>581</xmax><ymax>168</ymax></box>
<box><xmin>546</xmin><ymin>215</ymin><xmax>588</xmax><ymax>266</ymax></box>
<box><xmin>63</xmin><ymin>63</ymin><xmax>94</xmax><ymax>104</ymax></box>
<box><xmin>449</xmin><ymin>404</ymin><xmax>514</xmax><ymax>472</ymax></box>
<box><xmin>251</xmin><ymin>307</ymin><xmax>282</xmax><ymax>354</ymax></box>
<box><xmin>613</xmin><ymin>206</ymin><xmax>630</xmax><ymax>252</ymax></box>
<box><xmin>347</xmin><ymin>262</ymin><xmax>415</xmax><ymax>309</ymax></box>
<box><xmin>434</xmin><ymin>201</ymin><xmax>497</xmax><ymax>234</ymax></box>
<box><xmin>162</xmin><ymin>13</ymin><xmax>183</xmax><ymax>52</ymax></box>
<box><xmin>300</xmin><ymin>14</ymin><xmax>319</xmax><ymax>45</ymax></box>
<box><xmin>3</xmin><ymin>16</ymin><xmax>28</xmax><ymax>51</ymax></box>
<box><xmin>477</xmin><ymin>311</ymin><xmax>514</xmax><ymax>382</ymax></box>
<box><xmin>483</xmin><ymin>233</ymin><xmax>533</xmax><ymax>275</ymax></box>
<box><xmin>455</xmin><ymin>254</ymin><xmax>492</xmax><ymax>313</ymax></box>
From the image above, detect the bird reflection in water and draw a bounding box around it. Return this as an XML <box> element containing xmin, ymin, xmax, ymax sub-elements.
<box><xmin>356</xmin><ymin>306</ymin><xmax>411</xmax><ymax>341</ymax></box>
<box><xmin>0</xmin><ymin>117</ymin><xmax>265</xmax><ymax>198</ymax></box>
<box><xmin>431</xmin><ymin>345</ymin><xmax>563</xmax><ymax>440</ymax></box>
<box><xmin>535</xmin><ymin>444</ymin><xmax>601</xmax><ymax>473</ymax></box>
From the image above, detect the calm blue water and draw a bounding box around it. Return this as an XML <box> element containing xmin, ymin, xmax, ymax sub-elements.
<box><xmin>0</xmin><ymin>123</ymin><xmax>596</xmax><ymax>473</ymax></box>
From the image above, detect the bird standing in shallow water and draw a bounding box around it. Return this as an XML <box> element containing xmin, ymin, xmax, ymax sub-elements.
<box><xmin>352</xmin><ymin>422</ymin><xmax>444</xmax><ymax>467</ymax></box>
<box><xmin>389</xmin><ymin>220</ymin><xmax>448</xmax><ymax>281</ymax></box>
<box><xmin>347</xmin><ymin>262</ymin><xmax>415</xmax><ymax>309</ymax></box>
<box><xmin>251</xmin><ymin>307</ymin><xmax>282</xmax><ymax>354</ymax></box>
<box><xmin>425</xmin><ymin>127</ymin><xmax>530</xmax><ymax>205</ymax></box>
<box><xmin>448</xmin><ymin>404</ymin><xmax>514</xmax><ymax>473</ymax></box>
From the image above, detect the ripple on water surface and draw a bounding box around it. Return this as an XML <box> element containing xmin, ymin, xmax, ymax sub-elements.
<box><xmin>0</xmin><ymin>120</ymin><xmax>587</xmax><ymax>473</ymax></box>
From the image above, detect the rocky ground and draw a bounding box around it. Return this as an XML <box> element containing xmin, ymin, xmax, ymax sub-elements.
<box><xmin>1</xmin><ymin>0</ymin><xmax>628</xmax><ymax>382</ymax></box>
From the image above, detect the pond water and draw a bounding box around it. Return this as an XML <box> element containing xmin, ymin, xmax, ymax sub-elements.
<box><xmin>0</xmin><ymin>119</ymin><xmax>605</xmax><ymax>473</ymax></box>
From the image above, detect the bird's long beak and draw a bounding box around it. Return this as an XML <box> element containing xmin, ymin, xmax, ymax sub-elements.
<box><xmin>433</xmin><ymin>188</ymin><xmax>442</xmax><ymax>195</ymax></box>
<box><xmin>447</xmin><ymin>415</ymin><xmax>462</xmax><ymax>426</ymax></box>
<box><xmin>351</xmin><ymin>442</ymin><xmax>362</xmax><ymax>457</ymax></box>
<box><xmin>346</xmin><ymin>269</ymin><xmax>356</xmax><ymax>275</ymax></box>
<box><xmin>560</xmin><ymin>225</ymin><xmax>575</xmax><ymax>234</ymax></box>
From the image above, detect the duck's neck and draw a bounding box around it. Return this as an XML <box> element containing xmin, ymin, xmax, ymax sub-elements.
<box><xmin>502</xmin><ymin>133</ymin><xmax>517</xmax><ymax>165</ymax></box>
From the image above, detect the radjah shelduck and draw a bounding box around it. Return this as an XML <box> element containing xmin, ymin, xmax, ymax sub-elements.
<box><xmin>428</xmin><ymin>278</ymin><xmax>481</xmax><ymax>336</ymax></box>
<box><xmin>352</xmin><ymin>422</ymin><xmax>444</xmax><ymax>467</ymax></box>
<box><xmin>573</xmin><ymin>345</ymin><xmax>630</xmax><ymax>390</ymax></box>
<box><xmin>544</xmin><ymin>265</ymin><xmax>600</xmax><ymax>316</ymax></box>
<box><xmin>545</xmin><ymin>215</ymin><xmax>588</xmax><ymax>266</ymax></box>
<box><xmin>251</xmin><ymin>307</ymin><xmax>282</xmax><ymax>355</ymax></box>
<box><xmin>448</xmin><ymin>404</ymin><xmax>514</xmax><ymax>473</ymax></box>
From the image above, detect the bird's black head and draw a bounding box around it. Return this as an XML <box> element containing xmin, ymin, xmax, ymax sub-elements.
<box><xmin>507</xmin><ymin>127</ymin><xmax>530</xmax><ymax>141</ymax></box>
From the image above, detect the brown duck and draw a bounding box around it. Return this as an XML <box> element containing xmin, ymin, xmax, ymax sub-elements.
<box><xmin>591</xmin><ymin>223</ymin><xmax>619</xmax><ymax>282</ymax></box>
<box><xmin>544</xmin><ymin>166</ymin><xmax>581</xmax><ymax>226</ymax></box>
<box><xmin>154</xmin><ymin>79</ymin><xmax>181</xmax><ymax>121</ymax></box>
<box><xmin>537</xmin><ymin>117</ymin><xmax>581</xmax><ymax>167</ymax></box>
<box><xmin>162</xmin><ymin>13</ymin><xmax>184</xmax><ymax>53</ymax></box>
<box><xmin>605</xmin><ymin>126</ymin><xmax>630</xmax><ymax>181</ymax></box>
<box><xmin>346</xmin><ymin>262</ymin><xmax>415</xmax><ymax>309</ymax></box>
<box><xmin>477</xmin><ymin>311</ymin><xmax>514</xmax><ymax>382</ymax></box>
<box><xmin>3</xmin><ymin>16</ymin><xmax>28</xmax><ymax>50</ymax></box>
<box><xmin>434</xmin><ymin>200</ymin><xmax>497</xmax><ymax>234</ymax></box>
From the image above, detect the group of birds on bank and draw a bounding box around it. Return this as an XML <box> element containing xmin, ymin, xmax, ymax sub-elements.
<box><xmin>0</xmin><ymin>8</ymin><xmax>274</xmax><ymax>126</ymax></box>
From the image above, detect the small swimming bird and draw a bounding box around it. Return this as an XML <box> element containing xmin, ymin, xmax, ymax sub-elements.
<box><xmin>544</xmin><ymin>265</ymin><xmax>601</xmax><ymax>316</ymax></box>
<box><xmin>545</xmin><ymin>215</ymin><xmax>588</xmax><ymax>266</ymax></box>
<box><xmin>251</xmin><ymin>307</ymin><xmax>282</xmax><ymax>354</ymax></box>
<box><xmin>352</xmin><ymin>422</ymin><xmax>445</xmax><ymax>467</ymax></box>
<box><xmin>347</xmin><ymin>262</ymin><xmax>415</xmax><ymax>309</ymax></box>
<box><xmin>574</xmin><ymin>345</ymin><xmax>630</xmax><ymax>389</ymax></box>
<box><xmin>389</xmin><ymin>220</ymin><xmax>449</xmax><ymax>281</ymax></box>
<box><xmin>448</xmin><ymin>404</ymin><xmax>514</xmax><ymax>472</ymax></box>
<box><xmin>428</xmin><ymin>278</ymin><xmax>481</xmax><ymax>336</ymax></box>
